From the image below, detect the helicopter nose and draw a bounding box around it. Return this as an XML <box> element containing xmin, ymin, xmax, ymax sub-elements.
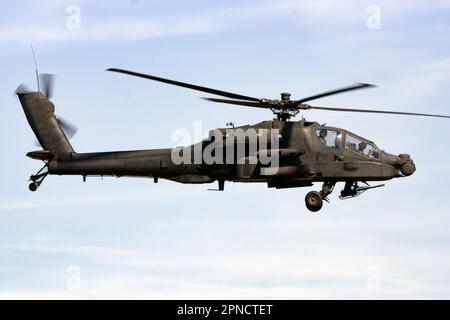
<box><xmin>398</xmin><ymin>154</ymin><xmax>416</xmax><ymax>176</ymax></box>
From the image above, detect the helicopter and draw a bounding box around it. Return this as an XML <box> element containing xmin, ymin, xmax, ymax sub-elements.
<box><xmin>15</xmin><ymin>67</ymin><xmax>450</xmax><ymax>212</ymax></box>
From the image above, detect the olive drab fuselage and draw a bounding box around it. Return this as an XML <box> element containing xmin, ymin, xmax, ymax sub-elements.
<box><xmin>19</xmin><ymin>91</ymin><xmax>415</xmax><ymax>191</ymax></box>
<box><xmin>46</xmin><ymin>116</ymin><xmax>413</xmax><ymax>188</ymax></box>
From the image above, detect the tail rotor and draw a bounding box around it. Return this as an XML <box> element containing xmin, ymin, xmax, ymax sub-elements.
<box><xmin>39</xmin><ymin>73</ymin><xmax>55</xmax><ymax>99</ymax></box>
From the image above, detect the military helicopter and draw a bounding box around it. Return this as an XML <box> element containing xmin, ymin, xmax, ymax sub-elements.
<box><xmin>15</xmin><ymin>66</ymin><xmax>450</xmax><ymax>212</ymax></box>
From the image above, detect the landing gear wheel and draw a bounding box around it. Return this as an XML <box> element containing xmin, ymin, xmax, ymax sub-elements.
<box><xmin>28</xmin><ymin>182</ymin><xmax>38</xmax><ymax>192</ymax></box>
<box><xmin>305</xmin><ymin>191</ymin><xmax>323</xmax><ymax>212</ymax></box>
<box><xmin>27</xmin><ymin>162</ymin><xmax>49</xmax><ymax>192</ymax></box>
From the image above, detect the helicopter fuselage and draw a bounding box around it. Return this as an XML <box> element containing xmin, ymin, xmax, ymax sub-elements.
<box><xmin>45</xmin><ymin>118</ymin><xmax>414</xmax><ymax>189</ymax></box>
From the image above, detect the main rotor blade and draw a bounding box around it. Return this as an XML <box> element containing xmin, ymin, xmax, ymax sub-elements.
<box><xmin>307</xmin><ymin>105</ymin><xmax>450</xmax><ymax>119</ymax></box>
<box><xmin>296</xmin><ymin>83</ymin><xmax>376</xmax><ymax>104</ymax></box>
<box><xmin>202</xmin><ymin>97</ymin><xmax>268</xmax><ymax>109</ymax></box>
<box><xmin>107</xmin><ymin>68</ymin><xmax>260</xmax><ymax>102</ymax></box>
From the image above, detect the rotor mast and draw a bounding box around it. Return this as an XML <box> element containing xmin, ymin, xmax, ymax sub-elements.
<box><xmin>270</xmin><ymin>92</ymin><xmax>299</xmax><ymax>121</ymax></box>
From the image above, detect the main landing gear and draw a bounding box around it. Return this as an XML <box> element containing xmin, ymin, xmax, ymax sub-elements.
<box><xmin>305</xmin><ymin>180</ymin><xmax>384</xmax><ymax>212</ymax></box>
<box><xmin>28</xmin><ymin>163</ymin><xmax>49</xmax><ymax>192</ymax></box>
<box><xmin>305</xmin><ymin>181</ymin><xmax>335</xmax><ymax>212</ymax></box>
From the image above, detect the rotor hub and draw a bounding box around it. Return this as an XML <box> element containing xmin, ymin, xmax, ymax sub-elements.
<box><xmin>280</xmin><ymin>92</ymin><xmax>291</xmax><ymax>101</ymax></box>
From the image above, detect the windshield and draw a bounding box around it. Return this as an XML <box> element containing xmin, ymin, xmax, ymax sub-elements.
<box><xmin>345</xmin><ymin>133</ymin><xmax>380</xmax><ymax>159</ymax></box>
<box><xmin>315</xmin><ymin>128</ymin><xmax>342</xmax><ymax>148</ymax></box>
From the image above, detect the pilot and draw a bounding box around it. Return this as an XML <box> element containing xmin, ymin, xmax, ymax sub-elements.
<box><xmin>334</xmin><ymin>136</ymin><xmax>341</xmax><ymax>148</ymax></box>
<box><xmin>358</xmin><ymin>142</ymin><xmax>367</xmax><ymax>155</ymax></box>
<box><xmin>319</xmin><ymin>129</ymin><xmax>328</xmax><ymax>145</ymax></box>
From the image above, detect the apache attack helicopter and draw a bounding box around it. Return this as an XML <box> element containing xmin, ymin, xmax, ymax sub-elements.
<box><xmin>15</xmin><ymin>67</ymin><xmax>450</xmax><ymax>212</ymax></box>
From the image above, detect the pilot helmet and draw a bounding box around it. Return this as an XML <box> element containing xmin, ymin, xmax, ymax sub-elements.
<box><xmin>358</xmin><ymin>142</ymin><xmax>367</xmax><ymax>151</ymax></box>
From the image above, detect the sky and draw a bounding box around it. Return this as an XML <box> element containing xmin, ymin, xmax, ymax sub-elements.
<box><xmin>0</xmin><ymin>0</ymin><xmax>450</xmax><ymax>299</ymax></box>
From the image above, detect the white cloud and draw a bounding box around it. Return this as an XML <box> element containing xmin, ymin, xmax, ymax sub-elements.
<box><xmin>0</xmin><ymin>190</ymin><xmax>153</xmax><ymax>211</ymax></box>
<box><xmin>2</xmin><ymin>0</ymin><xmax>450</xmax><ymax>44</ymax></box>
<box><xmin>0</xmin><ymin>253</ymin><xmax>444</xmax><ymax>299</ymax></box>
<box><xmin>0</xmin><ymin>19</ymin><xmax>216</xmax><ymax>44</ymax></box>
<box><xmin>0</xmin><ymin>184</ymin><xmax>200</xmax><ymax>212</ymax></box>
<box><xmin>393</xmin><ymin>58</ymin><xmax>450</xmax><ymax>104</ymax></box>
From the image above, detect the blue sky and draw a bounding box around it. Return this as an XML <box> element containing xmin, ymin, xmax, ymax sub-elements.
<box><xmin>0</xmin><ymin>0</ymin><xmax>450</xmax><ymax>299</ymax></box>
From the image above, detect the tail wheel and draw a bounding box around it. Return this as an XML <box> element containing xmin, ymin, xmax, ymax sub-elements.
<box><xmin>305</xmin><ymin>191</ymin><xmax>323</xmax><ymax>212</ymax></box>
<box><xmin>28</xmin><ymin>182</ymin><xmax>38</xmax><ymax>192</ymax></box>
<box><xmin>27</xmin><ymin>162</ymin><xmax>49</xmax><ymax>192</ymax></box>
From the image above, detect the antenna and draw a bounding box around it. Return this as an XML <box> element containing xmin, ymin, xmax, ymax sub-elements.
<box><xmin>30</xmin><ymin>44</ymin><xmax>40</xmax><ymax>93</ymax></box>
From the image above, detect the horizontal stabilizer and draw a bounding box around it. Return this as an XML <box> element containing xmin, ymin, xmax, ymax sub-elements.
<box><xmin>26</xmin><ymin>150</ymin><xmax>53</xmax><ymax>161</ymax></box>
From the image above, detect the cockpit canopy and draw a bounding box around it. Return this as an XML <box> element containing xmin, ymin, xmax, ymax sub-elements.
<box><xmin>314</xmin><ymin>127</ymin><xmax>380</xmax><ymax>160</ymax></box>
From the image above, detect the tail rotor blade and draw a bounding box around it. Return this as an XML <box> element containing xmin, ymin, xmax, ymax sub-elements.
<box><xmin>33</xmin><ymin>116</ymin><xmax>77</xmax><ymax>148</ymax></box>
<box><xmin>14</xmin><ymin>83</ymin><xmax>31</xmax><ymax>96</ymax></box>
<box><xmin>57</xmin><ymin>116</ymin><xmax>78</xmax><ymax>139</ymax></box>
<box><xmin>39</xmin><ymin>73</ymin><xmax>55</xmax><ymax>99</ymax></box>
